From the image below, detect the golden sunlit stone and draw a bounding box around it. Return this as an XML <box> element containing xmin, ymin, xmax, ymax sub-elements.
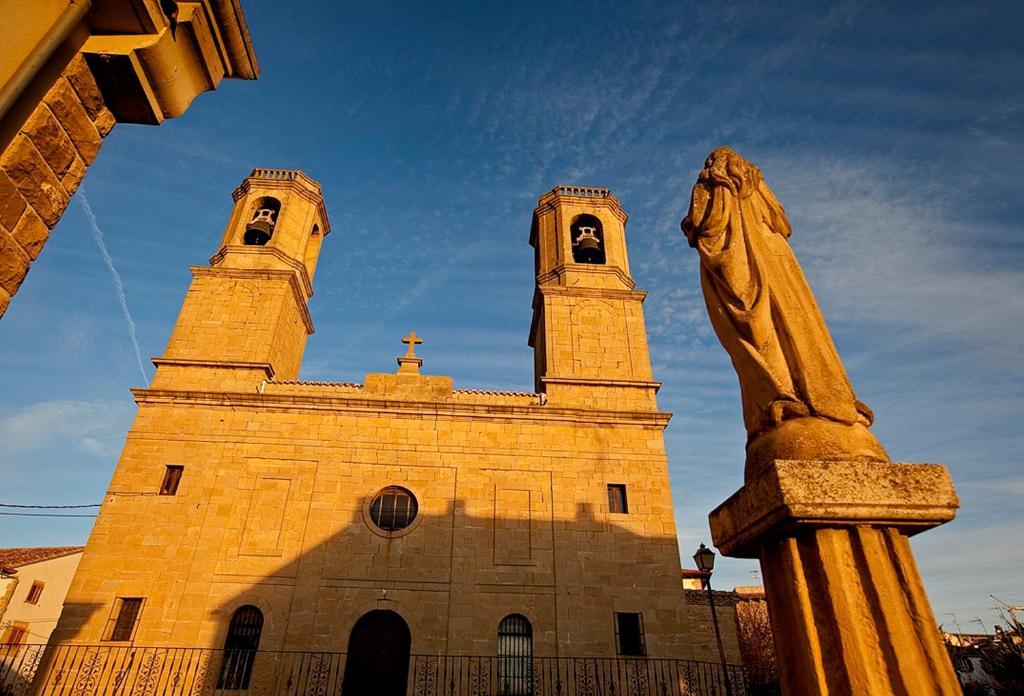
<box><xmin>45</xmin><ymin>174</ymin><xmax>737</xmax><ymax>681</ymax></box>
<box><xmin>684</xmin><ymin>147</ymin><xmax>961</xmax><ymax>695</ymax></box>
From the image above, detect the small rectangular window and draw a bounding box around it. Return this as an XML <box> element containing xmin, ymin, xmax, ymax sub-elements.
<box><xmin>607</xmin><ymin>484</ymin><xmax>628</xmax><ymax>514</ymax></box>
<box><xmin>2</xmin><ymin>622</ymin><xmax>28</xmax><ymax>645</ymax></box>
<box><xmin>105</xmin><ymin>597</ymin><xmax>144</xmax><ymax>642</ymax></box>
<box><xmin>159</xmin><ymin>465</ymin><xmax>184</xmax><ymax>496</ymax></box>
<box><xmin>25</xmin><ymin>581</ymin><xmax>44</xmax><ymax>605</ymax></box>
<box><xmin>615</xmin><ymin>612</ymin><xmax>646</xmax><ymax>656</ymax></box>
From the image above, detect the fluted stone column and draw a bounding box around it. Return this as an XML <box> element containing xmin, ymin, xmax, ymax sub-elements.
<box><xmin>710</xmin><ymin>460</ymin><xmax>960</xmax><ymax>695</ymax></box>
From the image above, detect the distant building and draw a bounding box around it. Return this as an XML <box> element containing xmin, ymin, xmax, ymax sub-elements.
<box><xmin>680</xmin><ymin>574</ymin><xmax>778</xmax><ymax>689</ymax></box>
<box><xmin>681</xmin><ymin>568</ymin><xmax>707</xmax><ymax>590</ymax></box>
<box><xmin>0</xmin><ymin>546</ymin><xmax>83</xmax><ymax>646</ymax></box>
<box><xmin>941</xmin><ymin>630</ymin><xmax>1004</xmax><ymax>692</ymax></box>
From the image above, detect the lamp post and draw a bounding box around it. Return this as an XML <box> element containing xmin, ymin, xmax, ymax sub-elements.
<box><xmin>694</xmin><ymin>543</ymin><xmax>733</xmax><ymax>696</ymax></box>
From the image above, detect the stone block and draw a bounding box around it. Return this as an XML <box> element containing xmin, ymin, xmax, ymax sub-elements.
<box><xmin>11</xmin><ymin>207</ymin><xmax>50</xmax><ymax>260</ymax></box>
<box><xmin>710</xmin><ymin>459</ymin><xmax>959</xmax><ymax>558</ymax></box>
<box><xmin>0</xmin><ymin>135</ymin><xmax>69</xmax><ymax>228</ymax></box>
<box><xmin>43</xmin><ymin>79</ymin><xmax>103</xmax><ymax>164</ymax></box>
<box><xmin>0</xmin><ymin>230</ymin><xmax>31</xmax><ymax>295</ymax></box>
<box><xmin>65</xmin><ymin>54</ymin><xmax>106</xmax><ymax>120</ymax></box>
<box><xmin>0</xmin><ymin>170</ymin><xmax>27</xmax><ymax>232</ymax></box>
<box><xmin>62</xmin><ymin>156</ymin><xmax>88</xmax><ymax>197</ymax></box>
<box><xmin>94</xmin><ymin>107</ymin><xmax>116</xmax><ymax>138</ymax></box>
<box><xmin>21</xmin><ymin>107</ymin><xmax>77</xmax><ymax>179</ymax></box>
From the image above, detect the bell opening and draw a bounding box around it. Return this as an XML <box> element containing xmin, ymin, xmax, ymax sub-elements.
<box><xmin>571</xmin><ymin>214</ymin><xmax>606</xmax><ymax>265</ymax></box>
<box><xmin>243</xmin><ymin>197</ymin><xmax>281</xmax><ymax>246</ymax></box>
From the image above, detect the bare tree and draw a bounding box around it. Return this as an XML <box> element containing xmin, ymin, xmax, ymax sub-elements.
<box><xmin>734</xmin><ymin>591</ymin><xmax>779</xmax><ymax>694</ymax></box>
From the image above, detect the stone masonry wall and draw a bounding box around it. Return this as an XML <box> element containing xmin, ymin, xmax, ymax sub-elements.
<box><xmin>53</xmin><ymin>389</ymin><xmax>708</xmax><ymax>661</ymax></box>
<box><xmin>0</xmin><ymin>55</ymin><xmax>115</xmax><ymax>317</ymax></box>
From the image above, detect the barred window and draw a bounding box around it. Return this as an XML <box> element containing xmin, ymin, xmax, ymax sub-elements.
<box><xmin>2</xmin><ymin>623</ymin><xmax>28</xmax><ymax>645</ymax></box>
<box><xmin>498</xmin><ymin>614</ymin><xmax>533</xmax><ymax>695</ymax></box>
<box><xmin>217</xmin><ymin>605</ymin><xmax>264</xmax><ymax>690</ymax></box>
<box><xmin>160</xmin><ymin>465</ymin><xmax>184</xmax><ymax>495</ymax></box>
<box><xmin>25</xmin><ymin>581</ymin><xmax>44</xmax><ymax>604</ymax></box>
<box><xmin>105</xmin><ymin>597</ymin><xmax>144</xmax><ymax>642</ymax></box>
<box><xmin>607</xmin><ymin>484</ymin><xmax>628</xmax><ymax>514</ymax></box>
<box><xmin>369</xmin><ymin>486</ymin><xmax>418</xmax><ymax>531</ymax></box>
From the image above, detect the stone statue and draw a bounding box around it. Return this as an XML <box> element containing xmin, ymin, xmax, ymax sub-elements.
<box><xmin>680</xmin><ymin>147</ymin><xmax>888</xmax><ymax>473</ymax></box>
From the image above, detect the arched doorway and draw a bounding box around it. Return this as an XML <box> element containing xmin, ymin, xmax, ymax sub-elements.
<box><xmin>342</xmin><ymin>609</ymin><xmax>411</xmax><ymax>696</ymax></box>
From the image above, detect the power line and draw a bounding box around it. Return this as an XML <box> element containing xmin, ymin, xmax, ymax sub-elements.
<box><xmin>0</xmin><ymin>503</ymin><xmax>100</xmax><ymax>509</ymax></box>
<box><xmin>0</xmin><ymin>512</ymin><xmax>96</xmax><ymax>518</ymax></box>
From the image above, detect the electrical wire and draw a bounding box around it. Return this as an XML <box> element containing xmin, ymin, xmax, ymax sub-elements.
<box><xmin>0</xmin><ymin>503</ymin><xmax>100</xmax><ymax>509</ymax></box>
<box><xmin>0</xmin><ymin>511</ymin><xmax>96</xmax><ymax>515</ymax></box>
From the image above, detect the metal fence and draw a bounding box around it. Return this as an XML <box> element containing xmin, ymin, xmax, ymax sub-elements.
<box><xmin>0</xmin><ymin>643</ymin><xmax>755</xmax><ymax>695</ymax></box>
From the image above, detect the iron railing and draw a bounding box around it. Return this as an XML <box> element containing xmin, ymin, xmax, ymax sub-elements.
<box><xmin>0</xmin><ymin>643</ymin><xmax>754</xmax><ymax>695</ymax></box>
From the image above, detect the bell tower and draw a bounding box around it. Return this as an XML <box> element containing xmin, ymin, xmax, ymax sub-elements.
<box><xmin>528</xmin><ymin>185</ymin><xmax>659</xmax><ymax>410</ymax></box>
<box><xmin>151</xmin><ymin>169</ymin><xmax>330</xmax><ymax>391</ymax></box>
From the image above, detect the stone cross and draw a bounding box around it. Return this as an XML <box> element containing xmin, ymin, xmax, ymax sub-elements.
<box><xmin>397</xmin><ymin>331</ymin><xmax>424</xmax><ymax>374</ymax></box>
<box><xmin>401</xmin><ymin>331</ymin><xmax>423</xmax><ymax>357</ymax></box>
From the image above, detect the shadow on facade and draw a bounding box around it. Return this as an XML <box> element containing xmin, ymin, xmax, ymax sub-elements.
<box><xmin>6</xmin><ymin>492</ymin><xmax>748</xmax><ymax>695</ymax></box>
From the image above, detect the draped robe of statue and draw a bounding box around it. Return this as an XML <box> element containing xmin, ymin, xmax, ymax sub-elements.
<box><xmin>686</xmin><ymin>149</ymin><xmax>959</xmax><ymax>696</ymax></box>
<box><xmin>681</xmin><ymin>147</ymin><xmax>876</xmax><ymax>444</ymax></box>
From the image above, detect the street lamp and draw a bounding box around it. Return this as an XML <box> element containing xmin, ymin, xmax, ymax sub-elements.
<box><xmin>694</xmin><ymin>543</ymin><xmax>733</xmax><ymax>696</ymax></box>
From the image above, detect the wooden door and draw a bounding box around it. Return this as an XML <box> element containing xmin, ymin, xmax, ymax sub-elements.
<box><xmin>343</xmin><ymin>610</ymin><xmax>411</xmax><ymax>696</ymax></box>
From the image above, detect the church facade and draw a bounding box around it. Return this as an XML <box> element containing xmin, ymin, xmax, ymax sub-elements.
<box><xmin>47</xmin><ymin>170</ymin><xmax>719</xmax><ymax>690</ymax></box>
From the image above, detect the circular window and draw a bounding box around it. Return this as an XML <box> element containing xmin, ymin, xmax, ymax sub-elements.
<box><xmin>369</xmin><ymin>486</ymin><xmax>418</xmax><ymax>531</ymax></box>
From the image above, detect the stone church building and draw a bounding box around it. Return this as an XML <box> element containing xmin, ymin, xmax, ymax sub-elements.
<box><xmin>46</xmin><ymin>170</ymin><xmax>724</xmax><ymax>692</ymax></box>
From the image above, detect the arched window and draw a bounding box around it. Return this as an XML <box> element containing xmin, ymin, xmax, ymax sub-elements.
<box><xmin>217</xmin><ymin>605</ymin><xmax>263</xmax><ymax>690</ymax></box>
<box><xmin>570</xmin><ymin>214</ymin><xmax>605</xmax><ymax>265</ymax></box>
<box><xmin>244</xmin><ymin>197</ymin><xmax>281</xmax><ymax>246</ymax></box>
<box><xmin>497</xmin><ymin>614</ymin><xmax>533</xmax><ymax>695</ymax></box>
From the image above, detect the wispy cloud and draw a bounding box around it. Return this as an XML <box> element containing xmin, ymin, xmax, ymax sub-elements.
<box><xmin>767</xmin><ymin>154</ymin><xmax>1024</xmax><ymax>373</ymax></box>
<box><xmin>643</xmin><ymin>152</ymin><xmax>1024</xmax><ymax>376</ymax></box>
<box><xmin>76</xmin><ymin>191</ymin><xmax>149</xmax><ymax>385</ymax></box>
<box><xmin>0</xmin><ymin>400</ymin><xmax>135</xmax><ymax>460</ymax></box>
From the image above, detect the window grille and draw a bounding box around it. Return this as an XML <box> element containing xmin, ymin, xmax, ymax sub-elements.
<box><xmin>105</xmin><ymin>598</ymin><xmax>144</xmax><ymax>641</ymax></box>
<box><xmin>614</xmin><ymin>612</ymin><xmax>646</xmax><ymax>656</ymax></box>
<box><xmin>3</xmin><ymin>623</ymin><xmax>28</xmax><ymax>645</ymax></box>
<box><xmin>607</xmin><ymin>484</ymin><xmax>628</xmax><ymax>514</ymax></box>
<box><xmin>497</xmin><ymin>614</ymin><xmax>533</xmax><ymax>695</ymax></box>
<box><xmin>25</xmin><ymin>581</ymin><xmax>44</xmax><ymax>605</ymax></box>
<box><xmin>369</xmin><ymin>486</ymin><xmax>419</xmax><ymax>531</ymax></box>
<box><xmin>160</xmin><ymin>465</ymin><xmax>184</xmax><ymax>495</ymax></box>
<box><xmin>217</xmin><ymin>605</ymin><xmax>264</xmax><ymax>690</ymax></box>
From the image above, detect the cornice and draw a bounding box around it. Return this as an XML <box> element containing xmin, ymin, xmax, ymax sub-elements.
<box><xmin>533</xmin><ymin>186</ymin><xmax>629</xmax><ymax>224</ymax></box>
<box><xmin>151</xmin><ymin>358</ymin><xmax>275</xmax><ymax>379</ymax></box>
<box><xmin>207</xmin><ymin>245</ymin><xmax>315</xmax><ymax>298</ymax></box>
<box><xmin>540</xmin><ymin>377</ymin><xmax>662</xmax><ymax>393</ymax></box>
<box><xmin>534</xmin><ymin>281</ymin><xmax>646</xmax><ymax>302</ymax></box>
<box><xmin>130</xmin><ymin>388</ymin><xmax>672</xmax><ymax>429</ymax></box>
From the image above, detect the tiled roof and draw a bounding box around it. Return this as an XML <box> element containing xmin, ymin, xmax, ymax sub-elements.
<box><xmin>0</xmin><ymin>546</ymin><xmax>84</xmax><ymax>571</ymax></box>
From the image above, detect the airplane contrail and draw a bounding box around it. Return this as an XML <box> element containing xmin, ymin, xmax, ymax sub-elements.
<box><xmin>76</xmin><ymin>190</ymin><xmax>149</xmax><ymax>385</ymax></box>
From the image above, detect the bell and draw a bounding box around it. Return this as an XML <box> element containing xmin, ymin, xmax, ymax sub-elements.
<box><xmin>244</xmin><ymin>220</ymin><xmax>273</xmax><ymax>246</ymax></box>
<box><xmin>574</xmin><ymin>227</ymin><xmax>603</xmax><ymax>263</ymax></box>
<box><xmin>243</xmin><ymin>208</ymin><xmax>276</xmax><ymax>246</ymax></box>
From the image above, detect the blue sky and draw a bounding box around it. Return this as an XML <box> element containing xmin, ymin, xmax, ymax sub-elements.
<box><xmin>1</xmin><ymin>1</ymin><xmax>1022</xmax><ymax>630</ymax></box>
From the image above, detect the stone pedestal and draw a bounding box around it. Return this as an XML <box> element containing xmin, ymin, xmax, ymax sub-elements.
<box><xmin>710</xmin><ymin>460</ymin><xmax>961</xmax><ymax>695</ymax></box>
